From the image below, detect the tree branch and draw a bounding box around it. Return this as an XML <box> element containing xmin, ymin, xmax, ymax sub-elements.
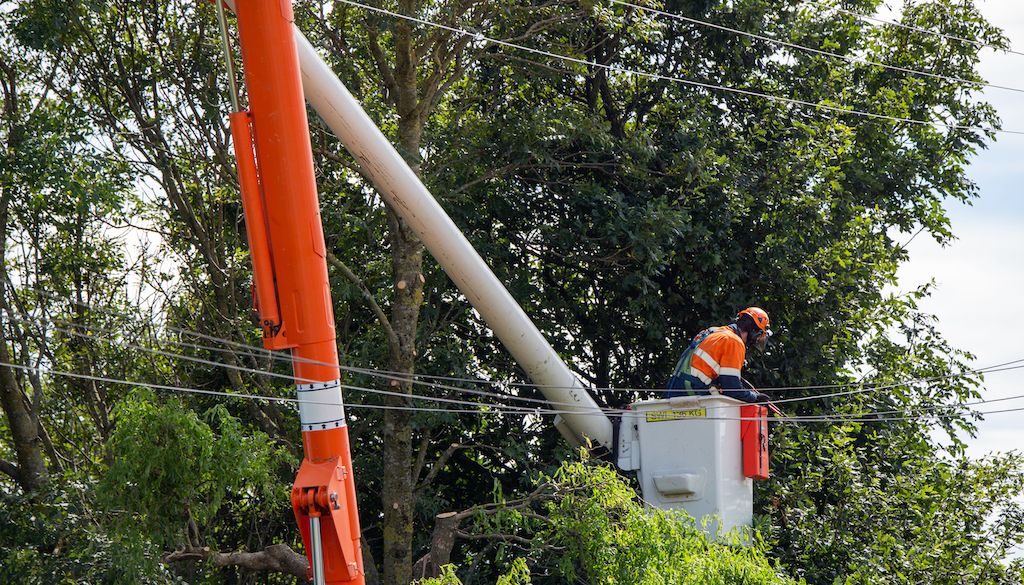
<box><xmin>453</xmin><ymin>530</ymin><xmax>535</xmax><ymax>547</ymax></box>
<box><xmin>415</xmin><ymin>442</ymin><xmax>469</xmax><ymax>494</ymax></box>
<box><xmin>163</xmin><ymin>544</ymin><xmax>308</xmax><ymax>578</ymax></box>
<box><xmin>317</xmin><ymin>147</ymin><xmax>373</xmax><ymax>184</ymax></box>
<box><xmin>411</xmin><ymin>481</ymin><xmax>562</xmax><ymax>578</ymax></box>
<box><xmin>411</xmin><ymin>432</ymin><xmax>434</xmax><ymax>486</ymax></box>
<box><xmin>326</xmin><ymin>250</ymin><xmax>400</xmax><ymax>356</ymax></box>
<box><xmin>365</xmin><ymin>26</ymin><xmax>400</xmax><ymax>105</ymax></box>
<box><xmin>0</xmin><ymin>459</ymin><xmax>19</xmax><ymax>483</ymax></box>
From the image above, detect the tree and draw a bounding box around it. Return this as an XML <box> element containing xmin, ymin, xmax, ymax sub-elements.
<box><xmin>0</xmin><ymin>0</ymin><xmax>139</xmax><ymax>496</ymax></box>
<box><xmin>2</xmin><ymin>0</ymin><xmax>1022</xmax><ymax>583</ymax></box>
<box><xmin>415</xmin><ymin>457</ymin><xmax>803</xmax><ymax>585</ymax></box>
<box><xmin>302</xmin><ymin>2</ymin><xmax>596</xmax><ymax>582</ymax></box>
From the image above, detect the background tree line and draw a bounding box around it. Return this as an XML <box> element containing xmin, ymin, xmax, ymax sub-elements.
<box><xmin>1</xmin><ymin>0</ymin><xmax>1022</xmax><ymax>583</ymax></box>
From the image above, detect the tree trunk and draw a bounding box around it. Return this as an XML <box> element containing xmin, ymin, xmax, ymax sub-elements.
<box><xmin>0</xmin><ymin>60</ymin><xmax>49</xmax><ymax>492</ymax></box>
<box><xmin>380</xmin><ymin>10</ymin><xmax>427</xmax><ymax>584</ymax></box>
<box><xmin>410</xmin><ymin>512</ymin><xmax>460</xmax><ymax>580</ymax></box>
<box><xmin>380</xmin><ymin>218</ymin><xmax>424</xmax><ymax>584</ymax></box>
<box><xmin>0</xmin><ymin>190</ymin><xmax>49</xmax><ymax>494</ymax></box>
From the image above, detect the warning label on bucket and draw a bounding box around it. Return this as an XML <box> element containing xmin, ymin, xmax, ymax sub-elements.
<box><xmin>645</xmin><ymin>408</ymin><xmax>706</xmax><ymax>422</ymax></box>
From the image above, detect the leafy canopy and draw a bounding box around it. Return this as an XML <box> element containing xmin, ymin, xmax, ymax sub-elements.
<box><xmin>101</xmin><ymin>389</ymin><xmax>288</xmax><ymax>548</ymax></box>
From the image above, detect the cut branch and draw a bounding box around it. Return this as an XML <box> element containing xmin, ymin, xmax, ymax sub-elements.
<box><xmin>411</xmin><ymin>481</ymin><xmax>560</xmax><ymax>578</ymax></box>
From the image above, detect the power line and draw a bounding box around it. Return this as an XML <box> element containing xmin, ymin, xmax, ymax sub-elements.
<box><xmin>13</xmin><ymin>317</ymin><xmax>555</xmax><ymax>414</ymax></box>
<box><xmin>41</xmin><ymin>316</ymin><xmax>613</xmax><ymax>413</ymax></box>
<box><xmin>0</xmin><ymin>360</ymin><xmax>498</xmax><ymax>415</ymax></box>
<box><xmin>6</xmin><ymin>296</ymin><xmax>1023</xmax><ymax>420</ymax></box>
<box><xmin>609</xmin><ymin>0</ymin><xmax>1024</xmax><ymax>95</ymax></box>
<box><xmin>17</xmin><ymin>310</ymin><xmax>1024</xmax><ymax>414</ymax></box>
<box><xmin>801</xmin><ymin>0</ymin><xmax>1024</xmax><ymax>58</ymax></box>
<box><xmin>765</xmin><ymin>360</ymin><xmax>1024</xmax><ymax>405</ymax></box>
<box><xmin>15</xmin><ymin>291</ymin><xmax>1024</xmax><ymax>401</ymax></box>
<box><xmin>11</xmin><ymin>313</ymin><xmax>1024</xmax><ymax>424</ymax></box>
<box><xmin>810</xmin><ymin>388</ymin><xmax>1024</xmax><ymax>420</ymax></box>
<box><xmin>3</xmin><ymin>359</ymin><xmax>1023</xmax><ymax>423</ymax></box>
<box><xmin>334</xmin><ymin>0</ymin><xmax>1022</xmax><ymax>136</ymax></box>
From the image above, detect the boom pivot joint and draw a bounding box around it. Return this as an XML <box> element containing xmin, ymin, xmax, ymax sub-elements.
<box><xmin>291</xmin><ymin>459</ymin><xmax>360</xmax><ymax>581</ymax></box>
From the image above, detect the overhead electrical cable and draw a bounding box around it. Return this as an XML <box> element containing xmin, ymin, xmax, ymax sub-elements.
<box><xmin>17</xmin><ymin>310</ymin><xmax>1024</xmax><ymax>407</ymax></box>
<box><xmin>0</xmin><ymin>360</ymin><xmax>500</xmax><ymax>415</ymax></box>
<box><xmin>801</xmin><ymin>389</ymin><xmax>1024</xmax><ymax>420</ymax></box>
<box><xmin>11</xmin><ymin>313</ymin><xmax>1024</xmax><ymax>421</ymax></box>
<box><xmin>764</xmin><ymin>360</ymin><xmax>1024</xmax><ymax>405</ymax></box>
<box><xmin>14</xmin><ymin>317</ymin><xmax>555</xmax><ymax>414</ymax></box>
<box><xmin>16</xmin><ymin>292</ymin><xmax>1024</xmax><ymax>398</ymax></box>
<box><xmin>333</xmin><ymin>0</ymin><xmax>1022</xmax><ymax>135</ymax></box>
<box><xmin>26</xmin><ymin>316</ymin><xmax>609</xmax><ymax>413</ymax></box>
<box><xmin>2</xmin><ymin>359</ymin><xmax>1024</xmax><ymax>423</ymax></box>
<box><xmin>800</xmin><ymin>0</ymin><xmax>1024</xmax><ymax>57</ymax></box>
<box><xmin>608</xmin><ymin>0</ymin><xmax>1024</xmax><ymax>95</ymax></box>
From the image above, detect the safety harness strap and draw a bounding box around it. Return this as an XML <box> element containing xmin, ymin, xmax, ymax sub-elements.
<box><xmin>667</xmin><ymin>327</ymin><xmax>718</xmax><ymax>395</ymax></box>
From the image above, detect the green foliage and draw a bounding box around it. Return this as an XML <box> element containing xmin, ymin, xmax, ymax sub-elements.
<box><xmin>496</xmin><ymin>558</ymin><xmax>532</xmax><ymax>585</ymax></box>
<box><xmin>101</xmin><ymin>389</ymin><xmax>288</xmax><ymax>548</ymax></box>
<box><xmin>417</xmin><ymin>558</ymin><xmax>532</xmax><ymax>585</ymax></box>
<box><xmin>417</xmin><ymin>564</ymin><xmax>464</xmax><ymax>585</ymax></box>
<box><xmin>0</xmin><ymin>480</ymin><xmax>177</xmax><ymax>585</ymax></box>
<box><xmin>539</xmin><ymin>460</ymin><xmax>798</xmax><ymax>585</ymax></box>
<box><xmin>421</xmin><ymin>459</ymin><xmax>799</xmax><ymax>584</ymax></box>
<box><xmin>766</xmin><ymin>441</ymin><xmax>1024</xmax><ymax>584</ymax></box>
<box><xmin>2</xmin><ymin>0</ymin><xmax>1023</xmax><ymax>582</ymax></box>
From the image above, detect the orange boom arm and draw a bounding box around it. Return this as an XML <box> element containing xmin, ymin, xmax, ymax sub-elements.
<box><xmin>227</xmin><ymin>0</ymin><xmax>364</xmax><ymax>582</ymax></box>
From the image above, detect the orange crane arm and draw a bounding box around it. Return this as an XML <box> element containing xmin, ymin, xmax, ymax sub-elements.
<box><xmin>226</xmin><ymin>1</ymin><xmax>364</xmax><ymax>582</ymax></box>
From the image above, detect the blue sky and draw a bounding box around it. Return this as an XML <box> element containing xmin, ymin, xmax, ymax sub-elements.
<box><xmin>895</xmin><ymin>0</ymin><xmax>1024</xmax><ymax>458</ymax></box>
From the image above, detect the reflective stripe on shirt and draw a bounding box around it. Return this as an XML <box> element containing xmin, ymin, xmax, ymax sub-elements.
<box><xmin>693</xmin><ymin>369</ymin><xmax>712</xmax><ymax>385</ymax></box>
<box><xmin>693</xmin><ymin>347</ymin><xmax>721</xmax><ymax>373</ymax></box>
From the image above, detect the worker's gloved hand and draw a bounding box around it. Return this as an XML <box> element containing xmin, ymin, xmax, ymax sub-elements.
<box><xmin>754</xmin><ymin>392</ymin><xmax>772</xmax><ymax>404</ymax></box>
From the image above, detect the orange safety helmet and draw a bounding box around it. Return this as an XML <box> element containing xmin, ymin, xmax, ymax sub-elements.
<box><xmin>736</xmin><ymin>307</ymin><xmax>772</xmax><ymax>350</ymax></box>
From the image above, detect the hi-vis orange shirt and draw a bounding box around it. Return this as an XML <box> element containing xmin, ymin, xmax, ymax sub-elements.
<box><xmin>666</xmin><ymin>325</ymin><xmax>747</xmax><ymax>395</ymax></box>
<box><xmin>689</xmin><ymin>326</ymin><xmax>745</xmax><ymax>388</ymax></box>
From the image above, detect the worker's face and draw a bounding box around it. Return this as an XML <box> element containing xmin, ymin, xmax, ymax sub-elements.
<box><xmin>751</xmin><ymin>328</ymin><xmax>772</xmax><ymax>352</ymax></box>
<box><xmin>745</xmin><ymin>327</ymin><xmax>770</xmax><ymax>350</ymax></box>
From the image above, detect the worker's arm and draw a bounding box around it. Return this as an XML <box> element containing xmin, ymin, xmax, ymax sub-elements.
<box><xmin>718</xmin><ymin>375</ymin><xmax>762</xmax><ymax>402</ymax></box>
<box><xmin>715</xmin><ymin>338</ymin><xmax>762</xmax><ymax>402</ymax></box>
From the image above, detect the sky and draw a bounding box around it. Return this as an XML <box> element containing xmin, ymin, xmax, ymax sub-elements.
<box><xmin>892</xmin><ymin>0</ymin><xmax>1024</xmax><ymax>459</ymax></box>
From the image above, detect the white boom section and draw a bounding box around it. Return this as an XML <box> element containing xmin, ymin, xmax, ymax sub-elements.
<box><xmin>289</xmin><ymin>29</ymin><xmax>614</xmax><ymax>449</ymax></box>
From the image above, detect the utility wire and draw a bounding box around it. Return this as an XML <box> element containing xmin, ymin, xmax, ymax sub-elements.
<box><xmin>334</xmin><ymin>0</ymin><xmax>1022</xmax><ymax>135</ymax></box>
<box><xmin>0</xmin><ymin>360</ymin><xmax>498</xmax><ymax>415</ymax></box>
<box><xmin>3</xmin><ymin>359</ymin><xmax>1024</xmax><ymax>423</ymax></box>
<box><xmin>10</xmin><ymin>313</ymin><xmax>1024</xmax><ymax>422</ymax></box>
<box><xmin>16</xmin><ymin>290</ymin><xmax>1024</xmax><ymax>398</ymax></box>
<box><xmin>801</xmin><ymin>0</ymin><xmax>1024</xmax><ymax>57</ymax></box>
<box><xmin>20</xmin><ymin>316</ymin><xmax>598</xmax><ymax>413</ymax></box>
<box><xmin>16</xmin><ymin>310</ymin><xmax>1024</xmax><ymax>412</ymax></box>
<box><xmin>764</xmin><ymin>360</ymin><xmax>1024</xmax><ymax>406</ymax></box>
<box><xmin>608</xmin><ymin>0</ymin><xmax>1024</xmax><ymax>95</ymax></box>
<box><xmin>14</xmin><ymin>317</ymin><xmax>559</xmax><ymax>414</ymax></box>
<box><xmin>806</xmin><ymin>388</ymin><xmax>1024</xmax><ymax>420</ymax></box>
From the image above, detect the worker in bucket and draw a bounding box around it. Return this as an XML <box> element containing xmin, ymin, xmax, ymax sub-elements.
<box><xmin>665</xmin><ymin>307</ymin><xmax>772</xmax><ymax>403</ymax></box>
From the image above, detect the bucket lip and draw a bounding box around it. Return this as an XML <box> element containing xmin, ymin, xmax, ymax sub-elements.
<box><xmin>629</xmin><ymin>395</ymin><xmax>745</xmax><ymax>411</ymax></box>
